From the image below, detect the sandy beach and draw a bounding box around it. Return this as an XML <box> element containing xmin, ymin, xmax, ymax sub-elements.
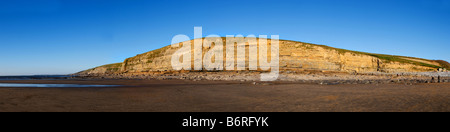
<box><xmin>0</xmin><ymin>79</ymin><xmax>448</xmax><ymax>112</ymax></box>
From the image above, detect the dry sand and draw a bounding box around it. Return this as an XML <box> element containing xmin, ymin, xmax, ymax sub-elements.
<box><xmin>0</xmin><ymin>79</ymin><xmax>448</xmax><ymax>112</ymax></box>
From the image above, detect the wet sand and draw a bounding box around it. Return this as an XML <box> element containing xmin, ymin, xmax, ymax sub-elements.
<box><xmin>0</xmin><ymin>79</ymin><xmax>448</xmax><ymax>112</ymax></box>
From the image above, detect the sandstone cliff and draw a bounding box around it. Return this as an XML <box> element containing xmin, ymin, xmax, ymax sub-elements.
<box><xmin>77</xmin><ymin>38</ymin><xmax>447</xmax><ymax>75</ymax></box>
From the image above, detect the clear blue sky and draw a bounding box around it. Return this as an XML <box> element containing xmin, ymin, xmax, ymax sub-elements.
<box><xmin>1</xmin><ymin>0</ymin><xmax>449</xmax><ymax>75</ymax></box>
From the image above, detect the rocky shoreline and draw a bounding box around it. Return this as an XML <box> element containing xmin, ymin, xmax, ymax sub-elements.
<box><xmin>75</xmin><ymin>71</ymin><xmax>450</xmax><ymax>85</ymax></box>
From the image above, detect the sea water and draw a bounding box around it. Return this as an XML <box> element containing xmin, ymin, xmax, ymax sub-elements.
<box><xmin>0</xmin><ymin>75</ymin><xmax>120</xmax><ymax>87</ymax></box>
<box><xmin>0</xmin><ymin>75</ymin><xmax>73</xmax><ymax>80</ymax></box>
<box><xmin>0</xmin><ymin>83</ymin><xmax>120</xmax><ymax>88</ymax></box>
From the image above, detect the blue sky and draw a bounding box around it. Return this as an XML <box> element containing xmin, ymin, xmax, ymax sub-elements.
<box><xmin>0</xmin><ymin>0</ymin><xmax>449</xmax><ymax>75</ymax></box>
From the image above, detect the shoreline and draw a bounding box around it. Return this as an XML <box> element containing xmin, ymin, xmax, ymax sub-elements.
<box><xmin>74</xmin><ymin>71</ymin><xmax>450</xmax><ymax>85</ymax></box>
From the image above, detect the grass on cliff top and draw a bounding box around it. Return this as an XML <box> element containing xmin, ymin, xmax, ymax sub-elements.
<box><xmin>122</xmin><ymin>46</ymin><xmax>170</xmax><ymax>64</ymax></box>
<box><xmin>93</xmin><ymin>63</ymin><xmax>122</xmax><ymax>70</ymax></box>
<box><xmin>76</xmin><ymin>63</ymin><xmax>122</xmax><ymax>74</ymax></box>
<box><xmin>102</xmin><ymin>63</ymin><xmax>123</xmax><ymax>68</ymax></box>
<box><xmin>100</xmin><ymin>63</ymin><xmax>123</xmax><ymax>72</ymax></box>
<box><xmin>436</xmin><ymin>60</ymin><xmax>450</xmax><ymax>69</ymax></box>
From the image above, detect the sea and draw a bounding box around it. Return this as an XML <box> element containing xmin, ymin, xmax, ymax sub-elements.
<box><xmin>0</xmin><ymin>75</ymin><xmax>74</xmax><ymax>80</ymax></box>
<box><xmin>0</xmin><ymin>75</ymin><xmax>120</xmax><ymax>87</ymax></box>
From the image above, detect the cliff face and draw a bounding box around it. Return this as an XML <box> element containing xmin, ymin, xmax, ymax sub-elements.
<box><xmin>77</xmin><ymin>38</ymin><xmax>444</xmax><ymax>75</ymax></box>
